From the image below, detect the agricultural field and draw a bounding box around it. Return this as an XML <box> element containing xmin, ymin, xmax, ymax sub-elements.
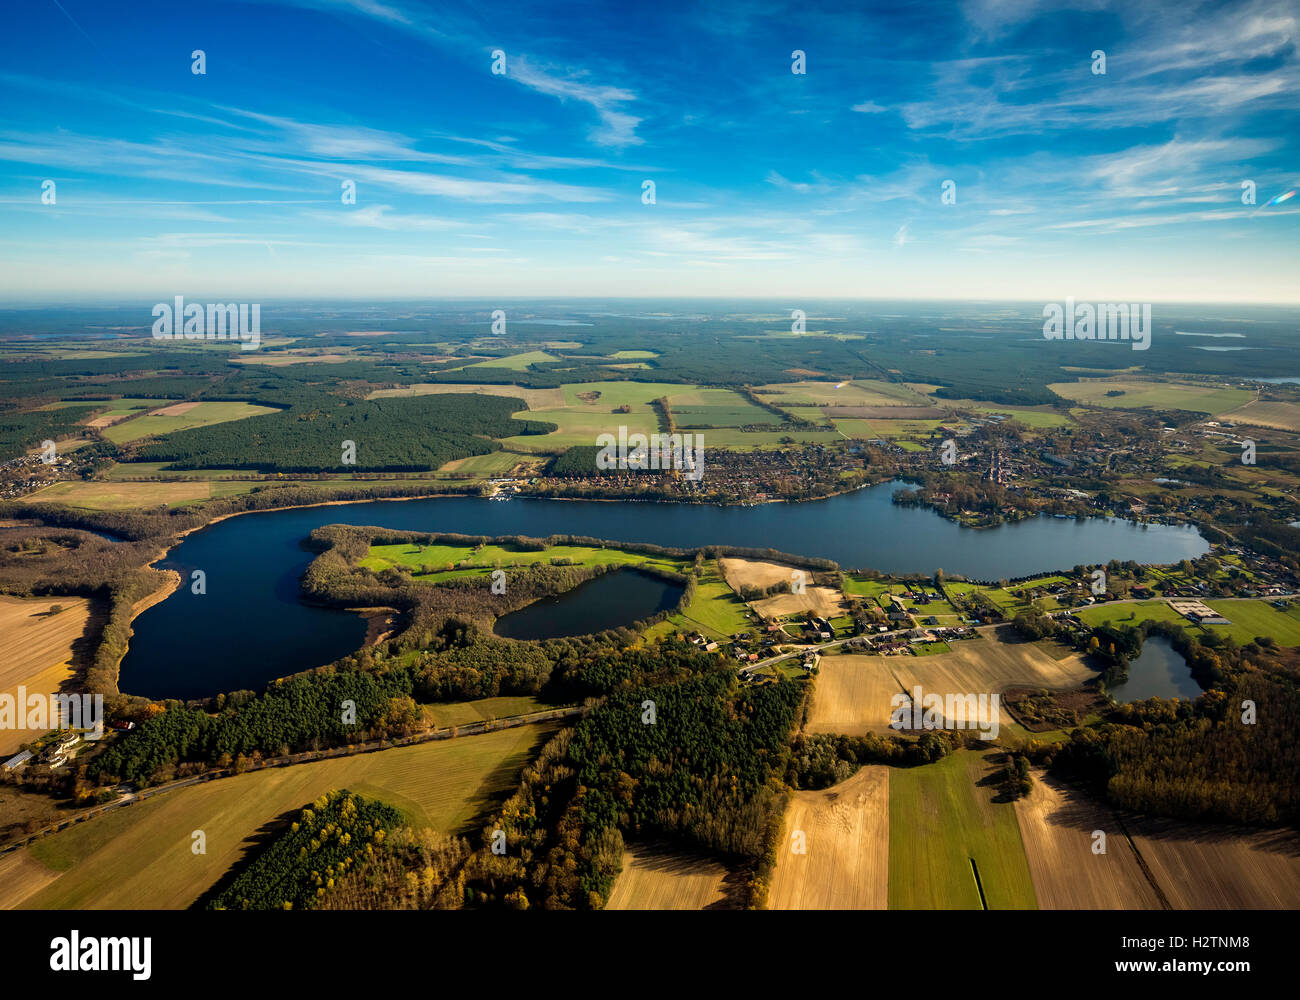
<box><xmin>78</xmin><ymin>398</ymin><xmax>160</xmax><ymax>429</ymax></box>
<box><xmin>888</xmin><ymin>630</ymin><xmax>1096</xmax><ymax>718</ymax></box>
<box><xmin>688</xmin><ymin>427</ymin><xmax>842</xmax><ymax>448</ymax></box>
<box><xmin>1126</xmin><ymin>815</ymin><xmax>1300</xmax><ymax>909</ymax></box>
<box><xmin>1013</xmin><ymin>770</ymin><xmax>1162</xmax><ymax>909</ymax></box>
<box><xmin>100</xmin><ymin>401</ymin><xmax>281</xmax><ymax>444</ymax></box>
<box><xmin>461</xmin><ymin>350</ymin><xmax>560</xmax><ymax>371</ymax></box>
<box><xmin>666</xmin><ymin>387</ymin><xmax>780</xmax><ymax>427</ymax></box>
<box><xmin>1078</xmin><ymin>598</ymin><xmax>1300</xmax><ymax>646</ymax></box>
<box><xmin>0</xmin><ymin>596</ymin><xmax>98</xmax><ymax>756</ymax></box>
<box><xmin>718</xmin><ymin>556</ymin><xmax>802</xmax><ymax>593</ymax></box>
<box><xmin>827</xmin><ymin>417</ymin><xmax>950</xmax><ymax>442</ymax></box>
<box><xmin>751</xmin><ymin>585</ymin><xmax>848</xmax><ymax>620</ymax></box>
<box><xmin>230</xmin><ymin>351</ymin><xmax>356</xmax><ymax>366</ymax></box>
<box><xmin>805</xmin><ymin>655</ymin><xmax>904</xmax><ymax>736</ymax></box>
<box><xmin>437</xmin><ymin>450</ymin><xmax>542</xmax><ymax>477</ymax></box>
<box><xmin>498</xmin><ymin>380</ymin><xmax>682</xmax><ymax>451</ymax></box>
<box><xmin>606</xmin><ymin>844</ymin><xmax>733</xmax><ymax>910</ymax></box>
<box><xmin>14</xmin><ymin>723</ymin><xmax>558</xmax><ymax>910</ymax></box>
<box><xmin>806</xmin><ymin>629</ymin><xmax>1095</xmax><ymax>738</ymax></box>
<box><xmin>424</xmin><ymin>695</ymin><xmax>553</xmax><ymax>729</ymax></box>
<box><xmin>888</xmin><ymin>751</ymin><xmax>1037</xmax><ymax>909</ymax></box>
<box><xmin>0</xmin><ymin>849</ymin><xmax>60</xmax><ymax>910</ymax></box>
<box><xmin>753</xmin><ymin>380</ymin><xmax>929</xmax><ymax>408</ymax></box>
<box><xmin>1047</xmin><ymin>379</ymin><xmax>1253</xmax><ymax>415</ymax></box>
<box><xmin>1222</xmin><ymin>398</ymin><xmax>1300</xmax><ymax>431</ymax></box>
<box><xmin>768</xmin><ymin>766</ymin><xmax>889</xmax><ymax>909</ymax></box>
<box><xmin>27</xmin><ymin>480</ymin><xmax>213</xmax><ymax>510</ymax></box>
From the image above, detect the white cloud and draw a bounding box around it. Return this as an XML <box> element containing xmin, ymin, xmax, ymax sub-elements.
<box><xmin>508</xmin><ymin>56</ymin><xmax>643</xmax><ymax>147</ymax></box>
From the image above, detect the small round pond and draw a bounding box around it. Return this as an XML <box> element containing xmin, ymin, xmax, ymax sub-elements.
<box><xmin>493</xmin><ymin>568</ymin><xmax>685</xmax><ymax>640</ymax></box>
<box><xmin>1109</xmin><ymin>635</ymin><xmax>1203</xmax><ymax>703</ymax></box>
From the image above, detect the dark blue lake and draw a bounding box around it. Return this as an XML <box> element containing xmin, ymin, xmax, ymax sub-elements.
<box><xmin>493</xmin><ymin>568</ymin><xmax>683</xmax><ymax>640</ymax></box>
<box><xmin>119</xmin><ymin>480</ymin><xmax>1207</xmax><ymax>699</ymax></box>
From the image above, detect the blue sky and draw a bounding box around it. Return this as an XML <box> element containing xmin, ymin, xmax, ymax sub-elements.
<box><xmin>0</xmin><ymin>0</ymin><xmax>1297</xmax><ymax>302</ymax></box>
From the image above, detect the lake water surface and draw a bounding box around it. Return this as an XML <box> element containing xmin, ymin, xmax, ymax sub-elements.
<box><xmin>119</xmin><ymin>480</ymin><xmax>1207</xmax><ymax>699</ymax></box>
<box><xmin>493</xmin><ymin>568</ymin><xmax>683</xmax><ymax>640</ymax></box>
<box><xmin>1108</xmin><ymin>636</ymin><xmax>1202</xmax><ymax>703</ymax></box>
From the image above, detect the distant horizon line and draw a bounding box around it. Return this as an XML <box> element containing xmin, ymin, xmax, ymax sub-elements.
<box><xmin>1</xmin><ymin>295</ymin><xmax>1299</xmax><ymax>310</ymax></box>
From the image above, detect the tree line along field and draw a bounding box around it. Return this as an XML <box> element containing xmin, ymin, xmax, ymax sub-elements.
<box><xmin>9</xmin><ymin>722</ymin><xmax>558</xmax><ymax>910</ymax></box>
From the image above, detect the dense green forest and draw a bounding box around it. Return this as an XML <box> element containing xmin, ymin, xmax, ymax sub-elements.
<box><xmin>468</xmin><ymin>659</ymin><xmax>805</xmax><ymax>909</ymax></box>
<box><xmin>0</xmin><ymin>403</ymin><xmax>98</xmax><ymax>459</ymax></box>
<box><xmin>206</xmin><ymin>790</ymin><xmax>403</xmax><ymax>910</ymax></box>
<box><xmin>135</xmin><ymin>394</ymin><xmax>554</xmax><ymax>472</ymax></box>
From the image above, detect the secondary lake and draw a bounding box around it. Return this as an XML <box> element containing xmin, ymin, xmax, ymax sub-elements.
<box><xmin>493</xmin><ymin>568</ymin><xmax>683</xmax><ymax>641</ymax></box>
<box><xmin>1108</xmin><ymin>636</ymin><xmax>1202</xmax><ymax>703</ymax></box>
<box><xmin>119</xmin><ymin>479</ymin><xmax>1208</xmax><ymax>699</ymax></box>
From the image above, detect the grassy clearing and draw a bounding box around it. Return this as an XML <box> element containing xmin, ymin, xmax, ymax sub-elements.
<box><xmin>842</xmin><ymin>575</ymin><xmax>893</xmax><ymax>599</ymax></box>
<box><xmin>426</xmin><ymin>695</ymin><xmax>553</xmax><ymax>728</ymax></box>
<box><xmin>645</xmin><ymin>561</ymin><xmax>752</xmax><ymax>641</ymax></box>
<box><xmin>1223</xmin><ymin>398</ymin><xmax>1300</xmax><ymax>432</ymax></box>
<box><xmin>21</xmin><ymin>723</ymin><xmax>558</xmax><ymax>910</ymax></box>
<box><xmin>1078</xmin><ymin>598</ymin><xmax>1300</xmax><ymax>646</ymax></box>
<box><xmin>27</xmin><ymin>480</ymin><xmax>212</xmax><ymax>510</ymax></box>
<box><xmin>1047</xmin><ymin>379</ymin><xmax>1252</xmax><ymax>415</ymax></box>
<box><xmin>362</xmin><ymin>541</ymin><xmax>686</xmax><ymax>582</ymax></box>
<box><xmin>101</xmin><ymin>401</ymin><xmax>280</xmax><ymax>444</ymax></box>
<box><xmin>753</xmin><ymin>380</ymin><xmax>928</xmax><ymax>407</ymax></box>
<box><xmin>888</xmin><ymin>750</ymin><xmax>1037</xmax><ymax>910</ymax></box>
<box><xmin>437</xmin><ymin>450</ymin><xmax>541</xmax><ymax>476</ymax></box>
<box><xmin>498</xmin><ymin>380</ymin><xmax>682</xmax><ymax>450</ymax></box>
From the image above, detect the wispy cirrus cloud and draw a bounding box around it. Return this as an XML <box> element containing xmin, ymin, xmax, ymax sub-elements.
<box><xmin>506</xmin><ymin>56</ymin><xmax>643</xmax><ymax>147</ymax></box>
